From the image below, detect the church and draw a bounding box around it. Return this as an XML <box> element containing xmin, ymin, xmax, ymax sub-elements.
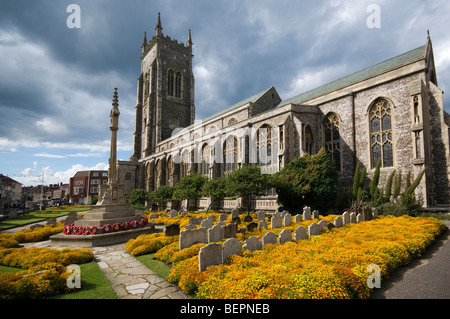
<box><xmin>118</xmin><ymin>14</ymin><xmax>450</xmax><ymax>212</ymax></box>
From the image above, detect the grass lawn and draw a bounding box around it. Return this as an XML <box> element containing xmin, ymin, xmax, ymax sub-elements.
<box><xmin>0</xmin><ymin>207</ymin><xmax>91</xmax><ymax>230</ymax></box>
<box><xmin>136</xmin><ymin>253</ymin><xmax>171</xmax><ymax>280</ymax></box>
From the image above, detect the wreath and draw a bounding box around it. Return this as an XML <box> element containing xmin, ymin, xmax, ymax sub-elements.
<box><xmin>112</xmin><ymin>223</ymin><xmax>121</xmax><ymax>232</ymax></box>
<box><xmin>75</xmin><ymin>226</ymin><xmax>83</xmax><ymax>235</ymax></box>
<box><xmin>70</xmin><ymin>226</ymin><xmax>78</xmax><ymax>235</ymax></box>
<box><xmin>89</xmin><ymin>225</ymin><xmax>98</xmax><ymax>235</ymax></box>
<box><xmin>130</xmin><ymin>220</ymin><xmax>139</xmax><ymax>229</ymax></box>
<box><xmin>63</xmin><ymin>225</ymin><xmax>72</xmax><ymax>235</ymax></box>
<box><xmin>102</xmin><ymin>224</ymin><xmax>112</xmax><ymax>233</ymax></box>
<box><xmin>83</xmin><ymin>226</ymin><xmax>91</xmax><ymax>235</ymax></box>
<box><xmin>140</xmin><ymin>217</ymin><xmax>148</xmax><ymax>227</ymax></box>
<box><xmin>121</xmin><ymin>222</ymin><xmax>130</xmax><ymax>230</ymax></box>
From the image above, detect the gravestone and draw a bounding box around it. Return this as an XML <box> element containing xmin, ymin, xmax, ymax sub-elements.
<box><xmin>179</xmin><ymin>228</ymin><xmax>208</xmax><ymax>250</ymax></box>
<box><xmin>256</xmin><ymin>211</ymin><xmax>266</xmax><ymax>221</ymax></box>
<box><xmin>279</xmin><ymin>229</ymin><xmax>292</xmax><ymax>244</ymax></box>
<box><xmin>357</xmin><ymin>214</ymin><xmax>362</xmax><ymax>223</ymax></box>
<box><xmin>223</xmin><ymin>223</ymin><xmax>238</xmax><ymax>238</ymax></box>
<box><xmin>281</xmin><ymin>210</ymin><xmax>290</xmax><ymax>218</ymax></box>
<box><xmin>342</xmin><ymin>211</ymin><xmax>350</xmax><ymax>225</ymax></box>
<box><xmin>334</xmin><ymin>216</ymin><xmax>343</xmax><ymax>228</ymax></box>
<box><xmin>231</xmin><ymin>209</ymin><xmax>239</xmax><ymax>220</ymax></box>
<box><xmin>179</xmin><ymin>210</ymin><xmax>187</xmax><ymax>217</ymax></box>
<box><xmin>200</xmin><ymin>219</ymin><xmax>212</xmax><ymax>229</ymax></box>
<box><xmin>219</xmin><ymin>213</ymin><xmax>228</xmax><ymax>222</ymax></box>
<box><xmin>294</xmin><ymin>214</ymin><xmax>302</xmax><ymax>223</ymax></box>
<box><xmin>294</xmin><ymin>226</ymin><xmax>308</xmax><ymax>241</ymax></box>
<box><xmin>46</xmin><ymin>217</ymin><xmax>57</xmax><ymax>226</ymax></box>
<box><xmin>350</xmin><ymin>212</ymin><xmax>357</xmax><ymax>223</ymax></box>
<box><xmin>271</xmin><ymin>213</ymin><xmax>282</xmax><ymax>229</ymax></box>
<box><xmin>207</xmin><ymin>215</ymin><xmax>216</xmax><ymax>222</ymax></box>
<box><xmin>327</xmin><ymin>223</ymin><xmax>335</xmax><ymax>230</ymax></box>
<box><xmin>208</xmin><ymin>224</ymin><xmax>224</xmax><ymax>243</ymax></box>
<box><xmin>308</xmin><ymin>222</ymin><xmax>320</xmax><ymax>236</ymax></box>
<box><xmin>283</xmin><ymin>214</ymin><xmax>292</xmax><ymax>227</ymax></box>
<box><xmin>244</xmin><ymin>236</ymin><xmax>262</xmax><ymax>252</ymax></box>
<box><xmin>258</xmin><ymin>219</ymin><xmax>268</xmax><ymax>230</ymax></box>
<box><xmin>303</xmin><ymin>207</ymin><xmax>311</xmax><ymax>220</ymax></box>
<box><xmin>185</xmin><ymin>223</ymin><xmax>197</xmax><ymax>230</ymax></box>
<box><xmin>170</xmin><ymin>209</ymin><xmax>178</xmax><ymax>218</ymax></box>
<box><xmin>243</xmin><ymin>214</ymin><xmax>253</xmax><ymax>223</ymax></box>
<box><xmin>199</xmin><ymin>243</ymin><xmax>223</xmax><ymax>272</ymax></box>
<box><xmin>215</xmin><ymin>221</ymin><xmax>226</xmax><ymax>227</ymax></box>
<box><xmin>361</xmin><ymin>207</ymin><xmax>372</xmax><ymax>221</ymax></box>
<box><xmin>30</xmin><ymin>224</ymin><xmax>44</xmax><ymax>230</ymax></box>
<box><xmin>148</xmin><ymin>213</ymin><xmax>158</xmax><ymax>220</ymax></box>
<box><xmin>318</xmin><ymin>220</ymin><xmax>328</xmax><ymax>231</ymax></box>
<box><xmin>312</xmin><ymin>210</ymin><xmax>319</xmax><ymax>219</ymax></box>
<box><xmin>262</xmin><ymin>232</ymin><xmax>278</xmax><ymax>246</ymax></box>
<box><xmin>165</xmin><ymin>224</ymin><xmax>180</xmax><ymax>236</ymax></box>
<box><xmin>372</xmin><ymin>208</ymin><xmax>378</xmax><ymax>218</ymax></box>
<box><xmin>246</xmin><ymin>222</ymin><xmax>258</xmax><ymax>232</ymax></box>
<box><xmin>222</xmin><ymin>238</ymin><xmax>242</xmax><ymax>262</ymax></box>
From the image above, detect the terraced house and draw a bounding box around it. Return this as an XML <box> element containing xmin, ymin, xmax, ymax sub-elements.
<box><xmin>118</xmin><ymin>14</ymin><xmax>450</xmax><ymax>211</ymax></box>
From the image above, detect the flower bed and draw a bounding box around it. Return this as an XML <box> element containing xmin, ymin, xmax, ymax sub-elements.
<box><xmin>128</xmin><ymin>212</ymin><xmax>446</xmax><ymax>299</ymax></box>
<box><xmin>0</xmin><ymin>247</ymin><xmax>94</xmax><ymax>299</ymax></box>
<box><xmin>0</xmin><ymin>223</ymin><xmax>64</xmax><ymax>248</ymax></box>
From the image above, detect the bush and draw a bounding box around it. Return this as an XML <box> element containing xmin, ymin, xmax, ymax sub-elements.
<box><xmin>125</xmin><ymin>233</ymin><xmax>177</xmax><ymax>256</ymax></box>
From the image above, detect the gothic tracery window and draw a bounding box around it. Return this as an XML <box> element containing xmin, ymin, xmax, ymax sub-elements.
<box><xmin>257</xmin><ymin>125</ymin><xmax>277</xmax><ymax>166</ymax></box>
<box><xmin>200</xmin><ymin>144</ymin><xmax>210</xmax><ymax>176</ymax></box>
<box><xmin>167</xmin><ymin>69</ymin><xmax>174</xmax><ymax>96</ymax></box>
<box><xmin>304</xmin><ymin>125</ymin><xmax>314</xmax><ymax>156</ymax></box>
<box><xmin>223</xmin><ymin>136</ymin><xmax>238</xmax><ymax>175</ymax></box>
<box><xmin>323</xmin><ymin>114</ymin><xmax>340</xmax><ymax>171</ymax></box>
<box><xmin>175</xmin><ymin>72</ymin><xmax>182</xmax><ymax>98</ymax></box>
<box><xmin>180</xmin><ymin>150</ymin><xmax>190</xmax><ymax>179</ymax></box>
<box><xmin>370</xmin><ymin>99</ymin><xmax>393</xmax><ymax>168</ymax></box>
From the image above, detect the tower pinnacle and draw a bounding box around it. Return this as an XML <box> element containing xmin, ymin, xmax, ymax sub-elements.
<box><xmin>155</xmin><ymin>12</ymin><xmax>163</xmax><ymax>36</ymax></box>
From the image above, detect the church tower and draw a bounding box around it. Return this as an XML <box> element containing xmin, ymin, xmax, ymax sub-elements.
<box><xmin>131</xmin><ymin>13</ymin><xmax>195</xmax><ymax>160</ymax></box>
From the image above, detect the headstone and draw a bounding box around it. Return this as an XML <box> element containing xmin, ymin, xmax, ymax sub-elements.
<box><xmin>258</xmin><ymin>219</ymin><xmax>268</xmax><ymax>230</ymax></box>
<box><xmin>237</xmin><ymin>227</ymin><xmax>246</xmax><ymax>235</ymax></box>
<box><xmin>231</xmin><ymin>216</ymin><xmax>241</xmax><ymax>224</ymax></box>
<box><xmin>200</xmin><ymin>219</ymin><xmax>212</xmax><ymax>229</ymax></box>
<box><xmin>342</xmin><ymin>211</ymin><xmax>350</xmax><ymax>225</ymax></box>
<box><xmin>207</xmin><ymin>215</ymin><xmax>217</xmax><ymax>222</ymax></box>
<box><xmin>308</xmin><ymin>222</ymin><xmax>320</xmax><ymax>236</ymax></box>
<box><xmin>179</xmin><ymin>228</ymin><xmax>208</xmax><ymax>250</ymax></box>
<box><xmin>281</xmin><ymin>210</ymin><xmax>290</xmax><ymax>218</ymax></box>
<box><xmin>262</xmin><ymin>232</ymin><xmax>278</xmax><ymax>246</ymax></box>
<box><xmin>350</xmin><ymin>212</ymin><xmax>357</xmax><ymax>223</ymax></box>
<box><xmin>334</xmin><ymin>216</ymin><xmax>343</xmax><ymax>228</ymax></box>
<box><xmin>372</xmin><ymin>208</ymin><xmax>378</xmax><ymax>218</ymax></box>
<box><xmin>357</xmin><ymin>214</ymin><xmax>362</xmax><ymax>223</ymax></box>
<box><xmin>231</xmin><ymin>209</ymin><xmax>239</xmax><ymax>220</ymax></box>
<box><xmin>199</xmin><ymin>243</ymin><xmax>223</xmax><ymax>272</ymax></box>
<box><xmin>179</xmin><ymin>209</ymin><xmax>187</xmax><ymax>216</ymax></box>
<box><xmin>294</xmin><ymin>226</ymin><xmax>308</xmax><ymax>241</ymax></box>
<box><xmin>222</xmin><ymin>238</ymin><xmax>242</xmax><ymax>261</ymax></box>
<box><xmin>312</xmin><ymin>210</ymin><xmax>319</xmax><ymax>220</ymax></box>
<box><xmin>208</xmin><ymin>224</ymin><xmax>224</xmax><ymax>243</ymax></box>
<box><xmin>243</xmin><ymin>214</ymin><xmax>253</xmax><ymax>223</ymax></box>
<box><xmin>327</xmin><ymin>223</ymin><xmax>335</xmax><ymax>230</ymax></box>
<box><xmin>256</xmin><ymin>211</ymin><xmax>266</xmax><ymax>221</ymax></box>
<box><xmin>219</xmin><ymin>213</ymin><xmax>228</xmax><ymax>222</ymax></box>
<box><xmin>30</xmin><ymin>224</ymin><xmax>44</xmax><ymax>230</ymax></box>
<box><xmin>185</xmin><ymin>223</ymin><xmax>197</xmax><ymax>230</ymax></box>
<box><xmin>246</xmin><ymin>222</ymin><xmax>258</xmax><ymax>232</ymax></box>
<box><xmin>279</xmin><ymin>229</ymin><xmax>292</xmax><ymax>244</ymax></box>
<box><xmin>361</xmin><ymin>207</ymin><xmax>372</xmax><ymax>221</ymax></box>
<box><xmin>148</xmin><ymin>213</ymin><xmax>158</xmax><ymax>220</ymax></box>
<box><xmin>318</xmin><ymin>220</ymin><xmax>328</xmax><ymax>230</ymax></box>
<box><xmin>170</xmin><ymin>209</ymin><xmax>178</xmax><ymax>218</ymax></box>
<box><xmin>215</xmin><ymin>221</ymin><xmax>226</xmax><ymax>227</ymax></box>
<box><xmin>223</xmin><ymin>222</ymin><xmax>238</xmax><ymax>238</ymax></box>
<box><xmin>165</xmin><ymin>224</ymin><xmax>180</xmax><ymax>236</ymax></box>
<box><xmin>46</xmin><ymin>217</ymin><xmax>57</xmax><ymax>226</ymax></box>
<box><xmin>190</xmin><ymin>216</ymin><xmax>203</xmax><ymax>225</ymax></box>
<box><xmin>303</xmin><ymin>206</ymin><xmax>311</xmax><ymax>220</ymax></box>
<box><xmin>271</xmin><ymin>213</ymin><xmax>282</xmax><ymax>229</ymax></box>
<box><xmin>294</xmin><ymin>214</ymin><xmax>302</xmax><ymax>223</ymax></box>
<box><xmin>283</xmin><ymin>214</ymin><xmax>292</xmax><ymax>227</ymax></box>
<box><xmin>243</xmin><ymin>236</ymin><xmax>262</xmax><ymax>252</ymax></box>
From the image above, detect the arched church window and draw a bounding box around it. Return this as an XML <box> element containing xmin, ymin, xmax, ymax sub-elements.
<box><xmin>223</xmin><ymin>136</ymin><xmax>238</xmax><ymax>175</ymax></box>
<box><xmin>257</xmin><ymin>125</ymin><xmax>275</xmax><ymax>166</ymax></box>
<box><xmin>304</xmin><ymin>126</ymin><xmax>314</xmax><ymax>156</ymax></box>
<box><xmin>175</xmin><ymin>72</ymin><xmax>182</xmax><ymax>98</ymax></box>
<box><xmin>200</xmin><ymin>144</ymin><xmax>210</xmax><ymax>176</ymax></box>
<box><xmin>180</xmin><ymin>150</ymin><xmax>190</xmax><ymax>179</ymax></box>
<box><xmin>167</xmin><ymin>69</ymin><xmax>174</xmax><ymax>96</ymax></box>
<box><xmin>370</xmin><ymin>99</ymin><xmax>393</xmax><ymax>168</ymax></box>
<box><xmin>323</xmin><ymin>113</ymin><xmax>340</xmax><ymax>171</ymax></box>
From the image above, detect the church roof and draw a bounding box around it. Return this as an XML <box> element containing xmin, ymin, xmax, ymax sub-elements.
<box><xmin>277</xmin><ymin>44</ymin><xmax>427</xmax><ymax>107</ymax></box>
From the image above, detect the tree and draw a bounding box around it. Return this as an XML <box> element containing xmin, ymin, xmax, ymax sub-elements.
<box><xmin>369</xmin><ymin>159</ymin><xmax>382</xmax><ymax>200</ymax></box>
<box><xmin>202</xmin><ymin>177</ymin><xmax>230</xmax><ymax>213</ymax></box>
<box><xmin>384</xmin><ymin>169</ymin><xmax>396</xmax><ymax>201</ymax></box>
<box><xmin>352</xmin><ymin>162</ymin><xmax>361</xmax><ymax>198</ymax></box>
<box><xmin>148</xmin><ymin>186</ymin><xmax>174</xmax><ymax>210</ymax></box>
<box><xmin>172</xmin><ymin>174</ymin><xmax>208</xmax><ymax>202</ymax></box>
<box><xmin>273</xmin><ymin>149</ymin><xmax>339</xmax><ymax>212</ymax></box>
<box><xmin>225</xmin><ymin>165</ymin><xmax>269</xmax><ymax>213</ymax></box>
<box><xmin>127</xmin><ymin>189</ymin><xmax>150</xmax><ymax>206</ymax></box>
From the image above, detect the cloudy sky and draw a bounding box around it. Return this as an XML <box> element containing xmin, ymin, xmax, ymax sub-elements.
<box><xmin>1</xmin><ymin>0</ymin><xmax>450</xmax><ymax>186</ymax></box>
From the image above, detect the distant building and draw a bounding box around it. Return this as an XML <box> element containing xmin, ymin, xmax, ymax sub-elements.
<box><xmin>0</xmin><ymin>174</ymin><xmax>22</xmax><ymax>208</ymax></box>
<box><xmin>69</xmin><ymin>170</ymin><xmax>108</xmax><ymax>204</ymax></box>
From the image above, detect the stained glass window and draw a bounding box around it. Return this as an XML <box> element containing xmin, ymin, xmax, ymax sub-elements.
<box><xmin>223</xmin><ymin>136</ymin><xmax>238</xmax><ymax>175</ymax></box>
<box><xmin>370</xmin><ymin>99</ymin><xmax>393</xmax><ymax>168</ymax></box>
<box><xmin>323</xmin><ymin>113</ymin><xmax>341</xmax><ymax>171</ymax></box>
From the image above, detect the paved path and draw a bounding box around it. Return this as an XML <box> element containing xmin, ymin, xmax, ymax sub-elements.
<box><xmin>22</xmin><ymin>240</ymin><xmax>188</xmax><ymax>299</ymax></box>
<box><xmin>371</xmin><ymin>220</ymin><xmax>450</xmax><ymax>299</ymax></box>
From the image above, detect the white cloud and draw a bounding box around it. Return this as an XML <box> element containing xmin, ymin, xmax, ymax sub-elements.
<box><xmin>33</xmin><ymin>153</ymin><xmax>66</xmax><ymax>159</ymax></box>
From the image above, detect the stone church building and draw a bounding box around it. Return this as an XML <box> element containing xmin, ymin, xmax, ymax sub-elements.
<box><xmin>118</xmin><ymin>14</ymin><xmax>450</xmax><ymax>211</ymax></box>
